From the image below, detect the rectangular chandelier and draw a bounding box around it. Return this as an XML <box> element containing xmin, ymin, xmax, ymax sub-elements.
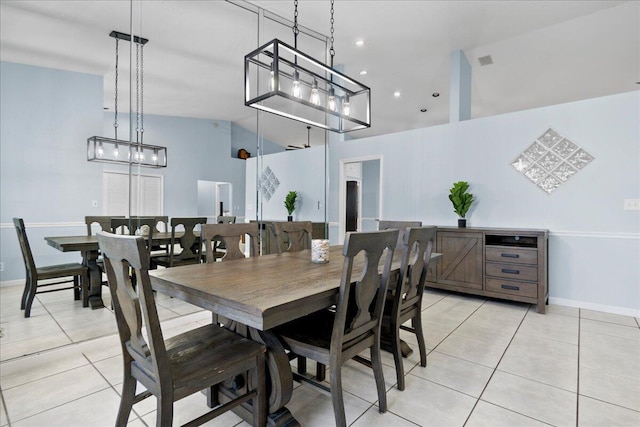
<box><xmin>87</xmin><ymin>136</ymin><xmax>167</xmax><ymax>168</ymax></box>
<box><xmin>244</xmin><ymin>38</ymin><xmax>371</xmax><ymax>133</ymax></box>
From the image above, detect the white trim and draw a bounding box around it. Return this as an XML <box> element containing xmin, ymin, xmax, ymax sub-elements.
<box><xmin>549</xmin><ymin>230</ymin><xmax>639</xmax><ymax>240</ymax></box>
<box><xmin>549</xmin><ymin>297</ymin><xmax>640</xmax><ymax>318</ymax></box>
<box><xmin>0</xmin><ymin>222</ymin><xmax>85</xmax><ymax>229</ymax></box>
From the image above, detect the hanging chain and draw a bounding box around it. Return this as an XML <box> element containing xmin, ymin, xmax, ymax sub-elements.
<box><xmin>140</xmin><ymin>44</ymin><xmax>144</xmax><ymax>143</ymax></box>
<box><xmin>329</xmin><ymin>0</ymin><xmax>335</xmax><ymax>66</ymax></box>
<box><xmin>113</xmin><ymin>38</ymin><xmax>119</xmax><ymax>139</ymax></box>
<box><xmin>292</xmin><ymin>0</ymin><xmax>299</xmax><ymax>49</ymax></box>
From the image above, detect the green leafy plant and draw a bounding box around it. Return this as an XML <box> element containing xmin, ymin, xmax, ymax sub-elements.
<box><xmin>449</xmin><ymin>181</ymin><xmax>474</xmax><ymax>218</ymax></box>
<box><xmin>284</xmin><ymin>191</ymin><xmax>298</xmax><ymax>216</ymax></box>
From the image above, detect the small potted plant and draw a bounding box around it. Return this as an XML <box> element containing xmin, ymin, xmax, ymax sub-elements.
<box><xmin>284</xmin><ymin>190</ymin><xmax>298</xmax><ymax>221</ymax></box>
<box><xmin>449</xmin><ymin>181</ymin><xmax>474</xmax><ymax>227</ymax></box>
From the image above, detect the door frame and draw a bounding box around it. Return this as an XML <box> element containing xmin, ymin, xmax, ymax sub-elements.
<box><xmin>338</xmin><ymin>155</ymin><xmax>383</xmax><ymax>244</ymax></box>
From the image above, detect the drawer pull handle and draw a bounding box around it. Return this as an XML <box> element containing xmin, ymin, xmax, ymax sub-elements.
<box><xmin>501</xmin><ymin>253</ymin><xmax>519</xmax><ymax>258</ymax></box>
<box><xmin>501</xmin><ymin>284</ymin><xmax>520</xmax><ymax>291</ymax></box>
<box><xmin>501</xmin><ymin>268</ymin><xmax>520</xmax><ymax>275</ymax></box>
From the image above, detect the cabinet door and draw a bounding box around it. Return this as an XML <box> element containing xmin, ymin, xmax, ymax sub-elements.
<box><xmin>436</xmin><ymin>231</ymin><xmax>483</xmax><ymax>290</ymax></box>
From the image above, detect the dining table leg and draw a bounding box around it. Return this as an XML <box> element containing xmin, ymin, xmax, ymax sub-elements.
<box><xmin>82</xmin><ymin>249</ymin><xmax>104</xmax><ymax>309</ymax></box>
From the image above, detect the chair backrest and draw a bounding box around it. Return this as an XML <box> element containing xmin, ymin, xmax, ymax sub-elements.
<box><xmin>110</xmin><ymin>218</ymin><xmax>156</xmax><ymax>258</ymax></box>
<box><xmin>333</xmin><ymin>229</ymin><xmax>398</xmax><ymax>359</ymax></box>
<box><xmin>13</xmin><ymin>218</ymin><xmax>37</xmax><ymax>278</ymax></box>
<box><xmin>201</xmin><ymin>223</ymin><xmax>259</xmax><ymax>262</ymax></box>
<box><xmin>96</xmin><ymin>231</ymin><xmax>168</xmax><ymax>386</ymax></box>
<box><xmin>168</xmin><ymin>217</ymin><xmax>207</xmax><ymax>265</ymax></box>
<box><xmin>392</xmin><ymin>226</ymin><xmax>437</xmax><ymax>317</ymax></box>
<box><xmin>272</xmin><ymin>221</ymin><xmax>313</xmax><ymax>253</ymax></box>
<box><xmin>217</xmin><ymin>216</ymin><xmax>236</xmax><ymax>224</ymax></box>
<box><xmin>85</xmin><ymin>216</ymin><xmax>125</xmax><ymax>236</ymax></box>
<box><xmin>152</xmin><ymin>216</ymin><xmax>169</xmax><ymax>233</ymax></box>
<box><xmin>378</xmin><ymin>220</ymin><xmax>423</xmax><ymax>250</ymax></box>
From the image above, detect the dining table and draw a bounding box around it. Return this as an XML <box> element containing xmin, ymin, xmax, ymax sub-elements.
<box><xmin>45</xmin><ymin>231</ymin><xmax>184</xmax><ymax>309</ymax></box>
<box><xmin>149</xmin><ymin>245</ymin><xmax>442</xmax><ymax>426</ymax></box>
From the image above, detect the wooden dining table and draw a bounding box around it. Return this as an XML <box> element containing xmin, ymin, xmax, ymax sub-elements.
<box><xmin>149</xmin><ymin>246</ymin><xmax>442</xmax><ymax>426</ymax></box>
<box><xmin>45</xmin><ymin>232</ymin><xmax>182</xmax><ymax>309</ymax></box>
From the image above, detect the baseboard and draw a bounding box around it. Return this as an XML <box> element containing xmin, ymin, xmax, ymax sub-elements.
<box><xmin>549</xmin><ymin>297</ymin><xmax>640</xmax><ymax>318</ymax></box>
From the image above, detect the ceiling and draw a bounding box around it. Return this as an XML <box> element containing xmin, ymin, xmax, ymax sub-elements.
<box><xmin>1</xmin><ymin>0</ymin><xmax>638</xmax><ymax>148</ymax></box>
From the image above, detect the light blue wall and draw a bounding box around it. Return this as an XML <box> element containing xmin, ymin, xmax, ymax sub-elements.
<box><xmin>231</xmin><ymin>122</ymin><xmax>284</xmax><ymax>157</ymax></box>
<box><xmin>325</xmin><ymin>91</ymin><xmax>639</xmax><ymax>314</ymax></box>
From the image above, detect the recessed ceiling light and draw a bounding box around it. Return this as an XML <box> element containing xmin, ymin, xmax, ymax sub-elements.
<box><xmin>432</xmin><ymin>92</ymin><xmax>440</xmax><ymax>98</ymax></box>
<box><xmin>394</xmin><ymin>91</ymin><xmax>401</xmax><ymax>98</ymax></box>
<box><xmin>355</xmin><ymin>40</ymin><xmax>365</xmax><ymax>47</ymax></box>
<box><xmin>420</xmin><ymin>108</ymin><xmax>427</xmax><ymax>113</ymax></box>
<box><xmin>359</xmin><ymin>70</ymin><xmax>367</xmax><ymax>76</ymax></box>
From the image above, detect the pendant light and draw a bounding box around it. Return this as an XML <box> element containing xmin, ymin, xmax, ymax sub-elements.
<box><xmin>244</xmin><ymin>0</ymin><xmax>371</xmax><ymax>133</ymax></box>
<box><xmin>87</xmin><ymin>31</ymin><xmax>167</xmax><ymax>168</ymax></box>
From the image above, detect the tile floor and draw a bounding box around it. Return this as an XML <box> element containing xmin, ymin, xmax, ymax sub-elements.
<box><xmin>1</xmin><ymin>284</ymin><xmax>639</xmax><ymax>426</ymax></box>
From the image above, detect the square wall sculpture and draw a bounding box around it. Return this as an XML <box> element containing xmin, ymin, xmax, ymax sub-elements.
<box><xmin>512</xmin><ymin>128</ymin><xmax>594</xmax><ymax>194</ymax></box>
<box><xmin>259</xmin><ymin>166</ymin><xmax>280</xmax><ymax>201</ymax></box>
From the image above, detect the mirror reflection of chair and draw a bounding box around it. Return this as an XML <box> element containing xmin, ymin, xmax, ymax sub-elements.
<box><xmin>13</xmin><ymin>218</ymin><xmax>89</xmax><ymax>318</ymax></box>
<box><xmin>274</xmin><ymin>229</ymin><xmax>399</xmax><ymax>427</ymax></box>
<box><xmin>271</xmin><ymin>221</ymin><xmax>312</xmax><ymax>253</ymax></box>
<box><xmin>201</xmin><ymin>223</ymin><xmax>259</xmax><ymax>263</ymax></box>
<box><xmin>96</xmin><ymin>231</ymin><xmax>267</xmax><ymax>427</ymax></box>
<box><xmin>382</xmin><ymin>226</ymin><xmax>436</xmax><ymax>390</ymax></box>
<box><xmin>378</xmin><ymin>220</ymin><xmax>422</xmax><ymax>250</ymax></box>
<box><xmin>151</xmin><ymin>217</ymin><xmax>207</xmax><ymax>268</ymax></box>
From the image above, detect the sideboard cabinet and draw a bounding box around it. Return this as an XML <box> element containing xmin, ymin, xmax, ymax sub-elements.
<box><xmin>426</xmin><ymin>227</ymin><xmax>549</xmax><ymax>313</ymax></box>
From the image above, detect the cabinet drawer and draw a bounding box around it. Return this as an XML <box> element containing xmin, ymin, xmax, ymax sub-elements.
<box><xmin>485</xmin><ymin>278</ymin><xmax>538</xmax><ymax>298</ymax></box>
<box><xmin>485</xmin><ymin>262</ymin><xmax>538</xmax><ymax>281</ymax></box>
<box><xmin>485</xmin><ymin>246</ymin><xmax>537</xmax><ymax>265</ymax></box>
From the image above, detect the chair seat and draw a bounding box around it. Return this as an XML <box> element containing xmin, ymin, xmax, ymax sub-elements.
<box><xmin>36</xmin><ymin>263</ymin><xmax>87</xmax><ymax>280</ymax></box>
<box><xmin>152</xmin><ymin>255</ymin><xmax>199</xmax><ymax>268</ymax></box>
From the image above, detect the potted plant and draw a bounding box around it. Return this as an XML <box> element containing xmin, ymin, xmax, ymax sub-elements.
<box><xmin>284</xmin><ymin>191</ymin><xmax>298</xmax><ymax>221</ymax></box>
<box><xmin>449</xmin><ymin>181</ymin><xmax>474</xmax><ymax>227</ymax></box>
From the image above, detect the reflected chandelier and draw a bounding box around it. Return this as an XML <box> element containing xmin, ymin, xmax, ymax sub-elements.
<box><xmin>244</xmin><ymin>0</ymin><xmax>371</xmax><ymax>133</ymax></box>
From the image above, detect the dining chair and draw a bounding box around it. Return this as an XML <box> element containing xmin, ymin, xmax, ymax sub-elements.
<box><xmin>96</xmin><ymin>231</ymin><xmax>266</xmax><ymax>427</ymax></box>
<box><xmin>382</xmin><ymin>226</ymin><xmax>436</xmax><ymax>391</ymax></box>
<box><xmin>13</xmin><ymin>218</ymin><xmax>89</xmax><ymax>318</ymax></box>
<box><xmin>85</xmin><ymin>215</ymin><xmax>124</xmax><ymax>236</ymax></box>
<box><xmin>271</xmin><ymin>221</ymin><xmax>312</xmax><ymax>253</ymax></box>
<box><xmin>110</xmin><ymin>217</ymin><xmax>156</xmax><ymax>257</ymax></box>
<box><xmin>201</xmin><ymin>223</ymin><xmax>259</xmax><ymax>263</ymax></box>
<box><xmin>274</xmin><ymin>229</ymin><xmax>399</xmax><ymax>427</ymax></box>
<box><xmin>217</xmin><ymin>215</ymin><xmax>236</xmax><ymax>224</ymax></box>
<box><xmin>151</xmin><ymin>217</ymin><xmax>207</xmax><ymax>268</ymax></box>
<box><xmin>378</xmin><ymin>220</ymin><xmax>422</xmax><ymax>250</ymax></box>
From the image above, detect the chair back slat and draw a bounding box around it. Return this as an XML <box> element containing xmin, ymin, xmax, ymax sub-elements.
<box><xmin>13</xmin><ymin>218</ymin><xmax>37</xmax><ymax>277</ymax></box>
<box><xmin>334</xmin><ymin>230</ymin><xmax>398</xmax><ymax>351</ymax></box>
<box><xmin>217</xmin><ymin>215</ymin><xmax>236</xmax><ymax>224</ymax></box>
<box><xmin>169</xmin><ymin>217</ymin><xmax>207</xmax><ymax>265</ymax></box>
<box><xmin>85</xmin><ymin>216</ymin><xmax>125</xmax><ymax>236</ymax></box>
<box><xmin>378</xmin><ymin>220</ymin><xmax>422</xmax><ymax>250</ymax></box>
<box><xmin>272</xmin><ymin>221</ymin><xmax>312</xmax><ymax>253</ymax></box>
<box><xmin>110</xmin><ymin>218</ymin><xmax>156</xmax><ymax>259</ymax></box>
<box><xmin>201</xmin><ymin>223</ymin><xmax>259</xmax><ymax>262</ymax></box>
<box><xmin>97</xmin><ymin>232</ymin><xmax>168</xmax><ymax>377</ymax></box>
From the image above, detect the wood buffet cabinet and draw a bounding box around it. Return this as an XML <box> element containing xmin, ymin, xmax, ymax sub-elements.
<box><xmin>426</xmin><ymin>227</ymin><xmax>549</xmax><ymax>313</ymax></box>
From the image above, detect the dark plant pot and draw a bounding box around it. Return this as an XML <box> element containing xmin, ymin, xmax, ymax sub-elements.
<box><xmin>287</xmin><ymin>215</ymin><xmax>293</xmax><ymax>222</ymax></box>
<box><xmin>458</xmin><ymin>218</ymin><xmax>467</xmax><ymax>228</ymax></box>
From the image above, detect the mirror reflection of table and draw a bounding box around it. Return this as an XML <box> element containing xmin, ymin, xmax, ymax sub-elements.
<box><xmin>149</xmin><ymin>246</ymin><xmax>441</xmax><ymax>426</ymax></box>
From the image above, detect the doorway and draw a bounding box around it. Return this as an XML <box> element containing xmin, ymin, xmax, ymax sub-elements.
<box><xmin>197</xmin><ymin>180</ymin><xmax>232</xmax><ymax>223</ymax></box>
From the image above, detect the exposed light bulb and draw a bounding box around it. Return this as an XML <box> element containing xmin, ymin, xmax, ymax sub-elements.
<box><xmin>152</xmin><ymin>149</ymin><xmax>158</xmax><ymax>164</ymax></box>
<box><xmin>328</xmin><ymin>87</ymin><xmax>337</xmax><ymax>111</ymax></box>
<box><xmin>310</xmin><ymin>79</ymin><xmax>320</xmax><ymax>105</ymax></box>
<box><xmin>97</xmin><ymin>142</ymin><xmax>104</xmax><ymax>158</ymax></box>
<box><xmin>292</xmin><ymin>70</ymin><xmax>301</xmax><ymax>98</ymax></box>
<box><xmin>343</xmin><ymin>94</ymin><xmax>351</xmax><ymax>117</ymax></box>
<box><xmin>269</xmin><ymin>62</ymin><xmax>276</xmax><ymax>92</ymax></box>
<box><xmin>113</xmin><ymin>143</ymin><xmax>119</xmax><ymax>159</ymax></box>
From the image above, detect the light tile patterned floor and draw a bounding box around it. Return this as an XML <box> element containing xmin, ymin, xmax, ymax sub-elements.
<box><xmin>1</xmin><ymin>284</ymin><xmax>638</xmax><ymax>426</ymax></box>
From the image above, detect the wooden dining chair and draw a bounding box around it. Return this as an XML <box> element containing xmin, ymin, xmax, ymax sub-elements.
<box><xmin>274</xmin><ymin>229</ymin><xmax>399</xmax><ymax>427</ymax></box>
<box><xmin>151</xmin><ymin>217</ymin><xmax>207</xmax><ymax>268</ymax></box>
<box><xmin>201</xmin><ymin>223</ymin><xmax>259</xmax><ymax>263</ymax></box>
<box><xmin>382</xmin><ymin>226</ymin><xmax>436</xmax><ymax>390</ymax></box>
<box><xmin>13</xmin><ymin>218</ymin><xmax>89</xmax><ymax>318</ymax></box>
<box><xmin>85</xmin><ymin>216</ymin><xmax>124</xmax><ymax>236</ymax></box>
<box><xmin>96</xmin><ymin>231</ymin><xmax>267</xmax><ymax>427</ymax></box>
<box><xmin>110</xmin><ymin>217</ymin><xmax>156</xmax><ymax>257</ymax></box>
<box><xmin>271</xmin><ymin>221</ymin><xmax>312</xmax><ymax>253</ymax></box>
<box><xmin>378</xmin><ymin>220</ymin><xmax>422</xmax><ymax>250</ymax></box>
<box><xmin>216</xmin><ymin>215</ymin><xmax>236</xmax><ymax>224</ymax></box>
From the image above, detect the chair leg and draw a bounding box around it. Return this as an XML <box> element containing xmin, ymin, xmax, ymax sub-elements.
<box><xmin>253</xmin><ymin>353</ymin><xmax>267</xmax><ymax>427</ymax></box>
<box><xmin>297</xmin><ymin>356</ymin><xmax>307</xmax><ymax>375</ymax></box>
<box><xmin>156</xmin><ymin>390</ymin><xmax>173</xmax><ymax>427</ymax></box>
<box><xmin>316</xmin><ymin>362</ymin><xmax>326</xmax><ymax>382</ymax></box>
<box><xmin>20</xmin><ymin>276</ymin><xmax>29</xmax><ymax>310</ymax></box>
<box><xmin>413</xmin><ymin>315</ymin><xmax>427</xmax><ymax>367</ymax></box>
<box><xmin>329</xmin><ymin>364</ymin><xmax>347</xmax><ymax>427</ymax></box>
<box><xmin>391</xmin><ymin>322</ymin><xmax>405</xmax><ymax>391</ymax></box>
<box><xmin>81</xmin><ymin>271</ymin><xmax>90</xmax><ymax>308</ymax></box>
<box><xmin>23</xmin><ymin>276</ymin><xmax>37</xmax><ymax>318</ymax></box>
<box><xmin>371</xmin><ymin>336</ymin><xmax>387</xmax><ymax>413</ymax></box>
<box><xmin>73</xmin><ymin>276</ymin><xmax>81</xmax><ymax>301</ymax></box>
<box><xmin>115</xmin><ymin>373</ymin><xmax>136</xmax><ymax>427</ymax></box>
